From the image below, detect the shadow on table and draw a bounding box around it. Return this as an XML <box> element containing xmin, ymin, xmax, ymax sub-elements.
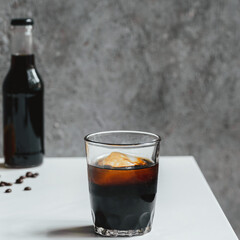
<box><xmin>47</xmin><ymin>225</ymin><xmax>99</xmax><ymax>238</ymax></box>
<box><xmin>0</xmin><ymin>163</ymin><xmax>5</xmax><ymax>169</ymax></box>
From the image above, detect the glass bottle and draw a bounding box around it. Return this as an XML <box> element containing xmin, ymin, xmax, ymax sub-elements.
<box><xmin>2</xmin><ymin>18</ymin><xmax>44</xmax><ymax>168</ymax></box>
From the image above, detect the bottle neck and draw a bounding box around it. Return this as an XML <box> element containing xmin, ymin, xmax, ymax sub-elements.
<box><xmin>11</xmin><ymin>25</ymin><xmax>33</xmax><ymax>56</ymax></box>
<box><xmin>10</xmin><ymin>55</ymin><xmax>35</xmax><ymax>69</ymax></box>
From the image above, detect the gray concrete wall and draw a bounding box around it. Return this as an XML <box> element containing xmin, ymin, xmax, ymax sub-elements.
<box><xmin>0</xmin><ymin>0</ymin><xmax>239</xmax><ymax>236</ymax></box>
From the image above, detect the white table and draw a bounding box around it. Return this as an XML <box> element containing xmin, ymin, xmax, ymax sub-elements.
<box><xmin>0</xmin><ymin>157</ymin><xmax>238</xmax><ymax>240</ymax></box>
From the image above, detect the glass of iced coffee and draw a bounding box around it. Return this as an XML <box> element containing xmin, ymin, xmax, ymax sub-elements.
<box><xmin>84</xmin><ymin>130</ymin><xmax>161</xmax><ymax>237</ymax></box>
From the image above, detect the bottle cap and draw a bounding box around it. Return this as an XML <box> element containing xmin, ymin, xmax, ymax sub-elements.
<box><xmin>11</xmin><ymin>18</ymin><xmax>34</xmax><ymax>26</ymax></box>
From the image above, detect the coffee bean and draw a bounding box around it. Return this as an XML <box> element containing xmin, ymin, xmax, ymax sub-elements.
<box><xmin>16</xmin><ymin>178</ymin><xmax>23</xmax><ymax>184</ymax></box>
<box><xmin>29</xmin><ymin>173</ymin><xmax>39</xmax><ymax>178</ymax></box>
<box><xmin>0</xmin><ymin>182</ymin><xmax>5</xmax><ymax>187</ymax></box>
<box><xmin>26</xmin><ymin>172</ymin><xmax>33</xmax><ymax>177</ymax></box>
<box><xmin>24</xmin><ymin>187</ymin><xmax>31</xmax><ymax>191</ymax></box>
<box><xmin>0</xmin><ymin>181</ymin><xmax>12</xmax><ymax>186</ymax></box>
<box><xmin>19</xmin><ymin>176</ymin><xmax>25</xmax><ymax>180</ymax></box>
<box><xmin>5</xmin><ymin>189</ymin><xmax>12</xmax><ymax>193</ymax></box>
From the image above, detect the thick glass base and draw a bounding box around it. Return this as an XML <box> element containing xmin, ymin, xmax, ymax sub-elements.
<box><xmin>94</xmin><ymin>226</ymin><xmax>151</xmax><ymax>237</ymax></box>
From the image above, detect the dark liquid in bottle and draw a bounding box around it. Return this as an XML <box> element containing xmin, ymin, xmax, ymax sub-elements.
<box><xmin>3</xmin><ymin>55</ymin><xmax>44</xmax><ymax>168</ymax></box>
<box><xmin>88</xmin><ymin>161</ymin><xmax>158</xmax><ymax>230</ymax></box>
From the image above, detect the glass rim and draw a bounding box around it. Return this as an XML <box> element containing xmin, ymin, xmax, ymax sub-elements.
<box><xmin>84</xmin><ymin>130</ymin><xmax>161</xmax><ymax>147</ymax></box>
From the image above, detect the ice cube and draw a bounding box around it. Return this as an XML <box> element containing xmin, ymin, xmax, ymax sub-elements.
<box><xmin>97</xmin><ymin>152</ymin><xmax>148</xmax><ymax>168</ymax></box>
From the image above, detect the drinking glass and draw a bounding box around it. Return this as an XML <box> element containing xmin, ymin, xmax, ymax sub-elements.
<box><xmin>84</xmin><ymin>130</ymin><xmax>161</xmax><ymax>237</ymax></box>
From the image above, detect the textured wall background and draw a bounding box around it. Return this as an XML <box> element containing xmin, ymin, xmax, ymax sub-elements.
<box><xmin>0</xmin><ymin>0</ymin><xmax>239</xmax><ymax>236</ymax></box>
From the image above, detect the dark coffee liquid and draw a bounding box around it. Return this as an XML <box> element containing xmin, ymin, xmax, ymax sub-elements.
<box><xmin>3</xmin><ymin>55</ymin><xmax>44</xmax><ymax>168</ymax></box>
<box><xmin>88</xmin><ymin>162</ymin><xmax>158</xmax><ymax>230</ymax></box>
